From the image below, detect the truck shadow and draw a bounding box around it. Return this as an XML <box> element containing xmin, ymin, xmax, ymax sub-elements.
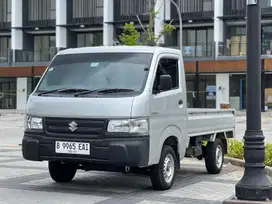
<box><xmin>18</xmin><ymin>161</ymin><xmax>233</xmax><ymax>197</ymax></box>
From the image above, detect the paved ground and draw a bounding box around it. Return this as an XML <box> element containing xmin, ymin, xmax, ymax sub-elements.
<box><xmin>0</xmin><ymin>110</ymin><xmax>271</xmax><ymax>203</ymax></box>
<box><xmin>0</xmin><ymin>146</ymin><xmax>244</xmax><ymax>204</ymax></box>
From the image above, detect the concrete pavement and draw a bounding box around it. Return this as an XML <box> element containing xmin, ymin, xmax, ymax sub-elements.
<box><xmin>0</xmin><ymin>146</ymin><xmax>246</xmax><ymax>204</ymax></box>
<box><xmin>0</xmin><ymin>111</ymin><xmax>272</xmax><ymax>203</ymax></box>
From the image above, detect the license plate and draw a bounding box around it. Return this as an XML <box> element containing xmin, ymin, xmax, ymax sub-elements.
<box><xmin>55</xmin><ymin>141</ymin><xmax>90</xmax><ymax>155</ymax></box>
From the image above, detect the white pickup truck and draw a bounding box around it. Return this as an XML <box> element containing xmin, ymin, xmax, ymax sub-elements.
<box><xmin>22</xmin><ymin>46</ymin><xmax>235</xmax><ymax>190</ymax></box>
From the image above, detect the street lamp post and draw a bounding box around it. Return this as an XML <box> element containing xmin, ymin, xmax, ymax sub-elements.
<box><xmin>168</xmin><ymin>0</ymin><xmax>182</xmax><ymax>49</ymax></box>
<box><xmin>235</xmin><ymin>0</ymin><xmax>272</xmax><ymax>201</ymax></box>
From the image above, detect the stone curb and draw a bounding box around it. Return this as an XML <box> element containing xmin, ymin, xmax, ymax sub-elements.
<box><xmin>224</xmin><ymin>157</ymin><xmax>272</xmax><ymax>177</ymax></box>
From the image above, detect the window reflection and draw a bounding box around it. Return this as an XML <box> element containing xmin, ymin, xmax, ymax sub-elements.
<box><xmin>77</xmin><ymin>32</ymin><xmax>103</xmax><ymax>47</ymax></box>
<box><xmin>0</xmin><ymin>0</ymin><xmax>11</xmax><ymax>22</ymax></box>
<box><xmin>0</xmin><ymin>37</ymin><xmax>10</xmax><ymax>63</ymax></box>
<box><xmin>33</xmin><ymin>35</ymin><xmax>56</xmax><ymax>62</ymax></box>
<box><xmin>177</xmin><ymin>28</ymin><xmax>214</xmax><ymax>58</ymax></box>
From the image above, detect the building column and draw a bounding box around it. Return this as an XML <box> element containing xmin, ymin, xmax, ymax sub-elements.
<box><xmin>103</xmin><ymin>0</ymin><xmax>114</xmax><ymax>46</ymax></box>
<box><xmin>154</xmin><ymin>0</ymin><xmax>166</xmax><ymax>45</ymax></box>
<box><xmin>16</xmin><ymin>77</ymin><xmax>28</xmax><ymax>111</ymax></box>
<box><xmin>214</xmin><ymin>0</ymin><xmax>224</xmax><ymax>58</ymax></box>
<box><xmin>11</xmin><ymin>0</ymin><xmax>23</xmax><ymax>62</ymax></box>
<box><xmin>56</xmin><ymin>0</ymin><xmax>68</xmax><ymax>50</ymax></box>
<box><xmin>216</xmin><ymin>74</ymin><xmax>230</xmax><ymax>109</ymax></box>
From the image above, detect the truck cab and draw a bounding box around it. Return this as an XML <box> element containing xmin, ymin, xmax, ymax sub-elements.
<box><xmin>22</xmin><ymin>46</ymin><xmax>235</xmax><ymax>190</ymax></box>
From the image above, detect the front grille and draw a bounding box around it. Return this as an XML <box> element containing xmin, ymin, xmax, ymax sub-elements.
<box><xmin>44</xmin><ymin>117</ymin><xmax>107</xmax><ymax>137</ymax></box>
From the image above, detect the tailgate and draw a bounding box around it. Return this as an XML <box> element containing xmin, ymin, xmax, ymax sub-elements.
<box><xmin>187</xmin><ymin>108</ymin><xmax>235</xmax><ymax>137</ymax></box>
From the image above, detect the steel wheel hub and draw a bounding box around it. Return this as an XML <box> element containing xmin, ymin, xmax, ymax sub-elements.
<box><xmin>163</xmin><ymin>154</ymin><xmax>175</xmax><ymax>183</ymax></box>
<box><xmin>215</xmin><ymin>145</ymin><xmax>223</xmax><ymax>168</ymax></box>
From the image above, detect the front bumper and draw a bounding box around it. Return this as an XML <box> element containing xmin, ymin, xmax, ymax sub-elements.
<box><xmin>22</xmin><ymin>133</ymin><xmax>149</xmax><ymax>167</ymax></box>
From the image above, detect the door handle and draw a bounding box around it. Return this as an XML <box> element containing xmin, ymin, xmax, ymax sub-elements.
<box><xmin>178</xmin><ymin>100</ymin><xmax>183</xmax><ymax>105</ymax></box>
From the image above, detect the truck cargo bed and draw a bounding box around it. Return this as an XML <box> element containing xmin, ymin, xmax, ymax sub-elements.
<box><xmin>187</xmin><ymin>108</ymin><xmax>235</xmax><ymax>137</ymax></box>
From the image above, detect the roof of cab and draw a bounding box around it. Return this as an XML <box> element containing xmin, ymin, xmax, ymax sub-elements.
<box><xmin>57</xmin><ymin>46</ymin><xmax>181</xmax><ymax>55</ymax></box>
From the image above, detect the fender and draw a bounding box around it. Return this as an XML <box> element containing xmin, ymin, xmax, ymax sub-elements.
<box><xmin>149</xmin><ymin>125</ymin><xmax>188</xmax><ymax>165</ymax></box>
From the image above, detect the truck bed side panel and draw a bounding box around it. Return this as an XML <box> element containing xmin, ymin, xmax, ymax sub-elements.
<box><xmin>188</xmin><ymin>108</ymin><xmax>235</xmax><ymax>137</ymax></box>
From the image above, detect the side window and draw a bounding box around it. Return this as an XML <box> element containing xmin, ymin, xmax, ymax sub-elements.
<box><xmin>153</xmin><ymin>58</ymin><xmax>179</xmax><ymax>93</ymax></box>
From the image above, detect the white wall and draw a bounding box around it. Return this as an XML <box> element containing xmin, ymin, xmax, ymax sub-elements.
<box><xmin>216</xmin><ymin>74</ymin><xmax>230</xmax><ymax>109</ymax></box>
<box><xmin>214</xmin><ymin>0</ymin><xmax>224</xmax><ymax>57</ymax></box>
<box><xmin>56</xmin><ymin>0</ymin><xmax>68</xmax><ymax>49</ymax></box>
<box><xmin>103</xmin><ymin>0</ymin><xmax>114</xmax><ymax>46</ymax></box>
<box><xmin>11</xmin><ymin>0</ymin><xmax>23</xmax><ymax>62</ymax></box>
<box><xmin>154</xmin><ymin>0</ymin><xmax>166</xmax><ymax>44</ymax></box>
<box><xmin>16</xmin><ymin>77</ymin><xmax>28</xmax><ymax>111</ymax></box>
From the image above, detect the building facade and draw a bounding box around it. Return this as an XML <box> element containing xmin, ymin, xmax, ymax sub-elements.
<box><xmin>1</xmin><ymin>0</ymin><xmax>272</xmax><ymax>111</ymax></box>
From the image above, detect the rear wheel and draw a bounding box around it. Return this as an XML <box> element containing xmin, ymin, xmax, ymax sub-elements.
<box><xmin>150</xmin><ymin>145</ymin><xmax>177</xmax><ymax>190</ymax></box>
<box><xmin>49</xmin><ymin>161</ymin><xmax>77</xmax><ymax>183</ymax></box>
<box><xmin>204</xmin><ymin>139</ymin><xmax>224</xmax><ymax>174</ymax></box>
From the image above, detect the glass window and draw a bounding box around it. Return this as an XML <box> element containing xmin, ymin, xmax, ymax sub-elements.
<box><xmin>198</xmin><ymin>75</ymin><xmax>216</xmax><ymax>108</ymax></box>
<box><xmin>196</xmin><ymin>30</ymin><xmax>207</xmax><ymax>57</ymax></box>
<box><xmin>0</xmin><ymin>78</ymin><xmax>16</xmax><ymax>109</ymax></box>
<box><xmin>260</xmin><ymin>0</ymin><xmax>271</xmax><ymax>8</ymax></box>
<box><xmin>187</xmin><ymin>30</ymin><xmax>196</xmax><ymax>45</ymax></box>
<box><xmin>181</xmin><ymin>28</ymin><xmax>213</xmax><ymax>57</ymax></box>
<box><xmin>180</xmin><ymin>0</ymin><xmax>207</xmax><ymax>13</ymax></box>
<box><xmin>34</xmin><ymin>35</ymin><xmax>56</xmax><ymax>61</ymax></box>
<box><xmin>72</xmin><ymin>0</ymin><xmax>103</xmax><ymax>18</ymax></box>
<box><xmin>36</xmin><ymin>53</ymin><xmax>153</xmax><ymax>94</ymax></box>
<box><xmin>228</xmin><ymin>26</ymin><xmax>246</xmax><ymax>56</ymax></box>
<box><xmin>0</xmin><ymin>37</ymin><xmax>10</xmax><ymax>63</ymax></box>
<box><xmin>203</xmin><ymin>0</ymin><xmax>213</xmax><ymax>11</ymax></box>
<box><xmin>76</xmin><ymin>32</ymin><xmax>103</xmax><ymax>47</ymax></box>
<box><xmin>0</xmin><ymin>0</ymin><xmax>11</xmax><ymax>22</ymax></box>
<box><xmin>28</xmin><ymin>0</ymin><xmax>55</xmax><ymax>21</ymax></box>
<box><xmin>120</xmin><ymin>0</ymin><xmax>152</xmax><ymax>16</ymax></box>
<box><xmin>153</xmin><ymin>58</ymin><xmax>179</xmax><ymax>93</ymax></box>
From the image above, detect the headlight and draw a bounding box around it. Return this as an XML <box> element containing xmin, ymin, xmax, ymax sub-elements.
<box><xmin>25</xmin><ymin>116</ymin><xmax>43</xmax><ymax>130</ymax></box>
<box><xmin>107</xmin><ymin>118</ymin><xmax>149</xmax><ymax>134</ymax></box>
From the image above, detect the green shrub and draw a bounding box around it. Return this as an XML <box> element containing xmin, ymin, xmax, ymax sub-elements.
<box><xmin>226</xmin><ymin>139</ymin><xmax>244</xmax><ymax>160</ymax></box>
<box><xmin>226</xmin><ymin>139</ymin><xmax>272</xmax><ymax>166</ymax></box>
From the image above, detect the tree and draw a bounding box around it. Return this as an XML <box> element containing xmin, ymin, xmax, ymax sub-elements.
<box><xmin>118</xmin><ymin>8</ymin><xmax>176</xmax><ymax>46</ymax></box>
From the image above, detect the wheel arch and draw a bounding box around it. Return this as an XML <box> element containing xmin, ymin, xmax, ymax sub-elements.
<box><xmin>208</xmin><ymin>132</ymin><xmax>228</xmax><ymax>154</ymax></box>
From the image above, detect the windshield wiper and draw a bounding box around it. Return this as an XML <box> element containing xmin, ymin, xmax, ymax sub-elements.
<box><xmin>37</xmin><ymin>88</ymin><xmax>90</xmax><ymax>96</ymax></box>
<box><xmin>74</xmin><ymin>88</ymin><xmax>135</xmax><ymax>97</ymax></box>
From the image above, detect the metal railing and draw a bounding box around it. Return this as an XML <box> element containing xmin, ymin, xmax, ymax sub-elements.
<box><xmin>168</xmin><ymin>43</ymin><xmax>214</xmax><ymax>58</ymax></box>
<box><xmin>114</xmin><ymin>0</ymin><xmax>155</xmax><ymax>22</ymax></box>
<box><xmin>217</xmin><ymin>40</ymin><xmax>272</xmax><ymax>57</ymax></box>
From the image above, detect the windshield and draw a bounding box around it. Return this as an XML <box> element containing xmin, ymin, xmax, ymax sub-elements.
<box><xmin>36</xmin><ymin>52</ymin><xmax>153</xmax><ymax>95</ymax></box>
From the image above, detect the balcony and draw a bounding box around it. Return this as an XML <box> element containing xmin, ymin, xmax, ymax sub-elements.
<box><xmin>14</xmin><ymin>48</ymin><xmax>57</xmax><ymax>64</ymax></box>
<box><xmin>223</xmin><ymin>0</ymin><xmax>272</xmax><ymax>19</ymax></box>
<box><xmin>114</xmin><ymin>0</ymin><xmax>154</xmax><ymax>23</ymax></box>
<box><xmin>23</xmin><ymin>0</ymin><xmax>56</xmax><ymax>29</ymax></box>
<box><xmin>171</xmin><ymin>0</ymin><xmax>214</xmax><ymax>22</ymax></box>
<box><xmin>168</xmin><ymin>43</ymin><xmax>215</xmax><ymax>59</ymax></box>
<box><xmin>67</xmin><ymin>0</ymin><xmax>103</xmax><ymax>26</ymax></box>
<box><xmin>223</xmin><ymin>0</ymin><xmax>246</xmax><ymax>18</ymax></box>
<box><xmin>217</xmin><ymin>40</ymin><xmax>272</xmax><ymax>58</ymax></box>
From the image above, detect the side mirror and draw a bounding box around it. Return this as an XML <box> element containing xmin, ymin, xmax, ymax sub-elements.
<box><xmin>159</xmin><ymin>75</ymin><xmax>172</xmax><ymax>91</ymax></box>
<box><xmin>33</xmin><ymin>75</ymin><xmax>41</xmax><ymax>88</ymax></box>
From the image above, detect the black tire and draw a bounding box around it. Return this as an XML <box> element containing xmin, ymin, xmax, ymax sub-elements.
<box><xmin>204</xmin><ymin>139</ymin><xmax>224</xmax><ymax>174</ymax></box>
<box><xmin>150</xmin><ymin>145</ymin><xmax>177</xmax><ymax>190</ymax></box>
<box><xmin>48</xmin><ymin>161</ymin><xmax>77</xmax><ymax>183</ymax></box>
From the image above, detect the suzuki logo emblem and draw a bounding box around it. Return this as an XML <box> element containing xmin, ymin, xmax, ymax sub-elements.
<box><xmin>68</xmin><ymin>121</ymin><xmax>78</xmax><ymax>132</ymax></box>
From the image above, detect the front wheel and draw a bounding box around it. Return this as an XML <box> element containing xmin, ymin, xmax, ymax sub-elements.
<box><xmin>204</xmin><ymin>139</ymin><xmax>224</xmax><ymax>174</ymax></box>
<box><xmin>150</xmin><ymin>145</ymin><xmax>177</xmax><ymax>190</ymax></box>
<box><xmin>49</xmin><ymin>161</ymin><xmax>77</xmax><ymax>183</ymax></box>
